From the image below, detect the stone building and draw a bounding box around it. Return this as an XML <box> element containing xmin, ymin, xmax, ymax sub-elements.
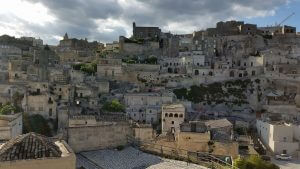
<box><xmin>204</xmin><ymin>118</ymin><xmax>233</xmax><ymax>141</ymax></box>
<box><xmin>132</xmin><ymin>123</ymin><xmax>155</xmax><ymax>142</ymax></box>
<box><xmin>0</xmin><ymin>45</ymin><xmax>22</xmax><ymax>60</ymax></box>
<box><xmin>161</xmin><ymin>104</ymin><xmax>185</xmax><ymax>134</ymax></box>
<box><xmin>206</xmin><ymin>21</ymin><xmax>258</xmax><ymax>36</ymax></box>
<box><xmin>258</xmin><ymin>25</ymin><xmax>296</xmax><ymax>36</ymax></box>
<box><xmin>58</xmin><ymin>33</ymin><xmax>98</xmax><ymax>51</ymax></box>
<box><xmin>67</xmin><ymin>114</ymin><xmax>131</xmax><ymax>152</ymax></box>
<box><xmin>104</xmin><ymin>41</ymin><xmax>119</xmax><ymax>53</ymax></box>
<box><xmin>124</xmin><ymin>92</ymin><xmax>173</xmax><ymax>124</ymax></box>
<box><xmin>133</xmin><ymin>22</ymin><xmax>161</xmax><ymax>40</ymax></box>
<box><xmin>8</xmin><ymin>60</ymin><xmax>29</xmax><ymax>82</ymax></box>
<box><xmin>0</xmin><ymin>132</ymin><xmax>76</xmax><ymax>169</ymax></box>
<box><xmin>22</xmin><ymin>92</ymin><xmax>57</xmax><ymax>120</ymax></box>
<box><xmin>0</xmin><ymin>113</ymin><xmax>22</xmax><ymax>141</ymax></box>
<box><xmin>97</xmin><ymin>58</ymin><xmax>123</xmax><ymax>79</ymax></box>
<box><xmin>257</xmin><ymin>119</ymin><xmax>300</xmax><ymax>156</ymax></box>
<box><xmin>19</xmin><ymin>36</ymin><xmax>43</xmax><ymax>47</ymax></box>
<box><xmin>119</xmin><ymin>36</ymin><xmax>161</xmax><ymax>56</ymax></box>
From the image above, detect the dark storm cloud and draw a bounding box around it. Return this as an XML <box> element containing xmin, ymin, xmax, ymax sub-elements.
<box><xmin>21</xmin><ymin>0</ymin><xmax>288</xmax><ymax>44</ymax></box>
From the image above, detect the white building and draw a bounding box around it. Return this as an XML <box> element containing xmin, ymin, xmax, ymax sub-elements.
<box><xmin>0</xmin><ymin>113</ymin><xmax>22</xmax><ymax>141</ymax></box>
<box><xmin>0</xmin><ymin>45</ymin><xmax>22</xmax><ymax>60</ymax></box>
<box><xmin>256</xmin><ymin>119</ymin><xmax>300</xmax><ymax>156</ymax></box>
<box><xmin>22</xmin><ymin>92</ymin><xmax>57</xmax><ymax>119</ymax></box>
<box><xmin>162</xmin><ymin>51</ymin><xmax>205</xmax><ymax>74</ymax></box>
<box><xmin>124</xmin><ymin>92</ymin><xmax>173</xmax><ymax>124</ymax></box>
<box><xmin>161</xmin><ymin>104</ymin><xmax>185</xmax><ymax>134</ymax></box>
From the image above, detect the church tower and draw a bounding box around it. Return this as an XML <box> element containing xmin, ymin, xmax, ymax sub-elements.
<box><xmin>63</xmin><ymin>33</ymin><xmax>69</xmax><ymax>40</ymax></box>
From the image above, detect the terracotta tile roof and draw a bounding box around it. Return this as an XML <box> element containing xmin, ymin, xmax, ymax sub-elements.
<box><xmin>0</xmin><ymin>132</ymin><xmax>62</xmax><ymax>161</ymax></box>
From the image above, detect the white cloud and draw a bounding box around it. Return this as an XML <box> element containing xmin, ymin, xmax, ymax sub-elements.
<box><xmin>0</xmin><ymin>0</ymin><xmax>290</xmax><ymax>44</ymax></box>
<box><xmin>0</xmin><ymin>0</ymin><xmax>55</xmax><ymax>26</ymax></box>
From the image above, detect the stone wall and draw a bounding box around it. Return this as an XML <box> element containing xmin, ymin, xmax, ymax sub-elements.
<box><xmin>67</xmin><ymin>122</ymin><xmax>132</xmax><ymax>152</ymax></box>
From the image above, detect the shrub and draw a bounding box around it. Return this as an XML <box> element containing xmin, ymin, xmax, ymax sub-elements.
<box><xmin>234</xmin><ymin>155</ymin><xmax>279</xmax><ymax>169</ymax></box>
<box><xmin>0</xmin><ymin>103</ymin><xmax>16</xmax><ymax>115</ymax></box>
<box><xmin>102</xmin><ymin>99</ymin><xmax>125</xmax><ymax>112</ymax></box>
<box><xmin>23</xmin><ymin>114</ymin><xmax>52</xmax><ymax>136</ymax></box>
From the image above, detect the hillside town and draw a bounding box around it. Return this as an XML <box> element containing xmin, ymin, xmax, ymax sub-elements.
<box><xmin>0</xmin><ymin>19</ymin><xmax>300</xmax><ymax>169</ymax></box>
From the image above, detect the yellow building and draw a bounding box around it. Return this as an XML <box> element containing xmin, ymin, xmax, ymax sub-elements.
<box><xmin>0</xmin><ymin>132</ymin><xmax>76</xmax><ymax>169</ymax></box>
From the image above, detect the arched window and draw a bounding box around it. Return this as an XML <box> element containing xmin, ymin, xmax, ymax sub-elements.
<box><xmin>195</xmin><ymin>70</ymin><xmax>199</xmax><ymax>75</ymax></box>
<box><xmin>165</xmin><ymin>113</ymin><xmax>168</xmax><ymax>117</ymax></box>
<box><xmin>169</xmin><ymin>113</ymin><xmax>173</xmax><ymax>117</ymax></box>
<box><xmin>174</xmin><ymin>114</ymin><xmax>178</xmax><ymax>118</ymax></box>
<box><xmin>209</xmin><ymin>71</ymin><xmax>213</xmax><ymax>76</ymax></box>
<box><xmin>179</xmin><ymin>114</ymin><xmax>183</xmax><ymax>118</ymax></box>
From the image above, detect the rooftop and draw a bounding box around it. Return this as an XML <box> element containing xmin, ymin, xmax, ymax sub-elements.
<box><xmin>163</xmin><ymin>104</ymin><xmax>185</xmax><ymax>109</ymax></box>
<box><xmin>205</xmin><ymin>118</ymin><xmax>232</xmax><ymax>129</ymax></box>
<box><xmin>0</xmin><ymin>132</ymin><xmax>62</xmax><ymax>161</ymax></box>
<box><xmin>77</xmin><ymin>147</ymin><xmax>207</xmax><ymax>169</ymax></box>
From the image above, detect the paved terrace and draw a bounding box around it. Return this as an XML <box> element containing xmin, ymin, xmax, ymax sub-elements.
<box><xmin>76</xmin><ymin>146</ymin><xmax>207</xmax><ymax>169</ymax></box>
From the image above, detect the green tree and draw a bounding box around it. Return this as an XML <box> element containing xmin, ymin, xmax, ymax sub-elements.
<box><xmin>102</xmin><ymin>99</ymin><xmax>125</xmax><ymax>112</ymax></box>
<box><xmin>23</xmin><ymin>114</ymin><xmax>52</xmax><ymax>136</ymax></box>
<box><xmin>174</xmin><ymin>88</ymin><xmax>188</xmax><ymax>100</ymax></box>
<box><xmin>234</xmin><ymin>155</ymin><xmax>279</xmax><ymax>169</ymax></box>
<box><xmin>0</xmin><ymin>103</ymin><xmax>16</xmax><ymax>115</ymax></box>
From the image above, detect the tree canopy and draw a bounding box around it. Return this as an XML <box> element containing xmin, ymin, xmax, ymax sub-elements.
<box><xmin>23</xmin><ymin>114</ymin><xmax>52</xmax><ymax>137</ymax></box>
<box><xmin>0</xmin><ymin>104</ymin><xmax>16</xmax><ymax>115</ymax></box>
<box><xmin>234</xmin><ymin>155</ymin><xmax>279</xmax><ymax>169</ymax></box>
<box><xmin>102</xmin><ymin>99</ymin><xmax>125</xmax><ymax>112</ymax></box>
<box><xmin>73</xmin><ymin>62</ymin><xmax>97</xmax><ymax>75</ymax></box>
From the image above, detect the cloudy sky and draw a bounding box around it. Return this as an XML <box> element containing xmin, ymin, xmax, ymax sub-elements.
<box><xmin>0</xmin><ymin>0</ymin><xmax>299</xmax><ymax>45</ymax></box>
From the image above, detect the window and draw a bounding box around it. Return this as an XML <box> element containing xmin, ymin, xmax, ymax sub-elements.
<box><xmin>230</xmin><ymin>71</ymin><xmax>234</xmax><ymax>77</ymax></box>
<box><xmin>179</xmin><ymin>114</ymin><xmax>183</xmax><ymax>118</ymax></box>
<box><xmin>49</xmin><ymin>108</ymin><xmax>52</xmax><ymax>117</ymax></box>
<box><xmin>165</xmin><ymin>113</ymin><xmax>168</xmax><ymax>117</ymax></box>
<box><xmin>174</xmin><ymin>114</ymin><xmax>178</xmax><ymax>118</ymax></box>
<box><xmin>169</xmin><ymin>113</ymin><xmax>173</xmax><ymax>117</ymax></box>
<box><xmin>171</xmin><ymin>121</ymin><xmax>174</xmax><ymax>124</ymax></box>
